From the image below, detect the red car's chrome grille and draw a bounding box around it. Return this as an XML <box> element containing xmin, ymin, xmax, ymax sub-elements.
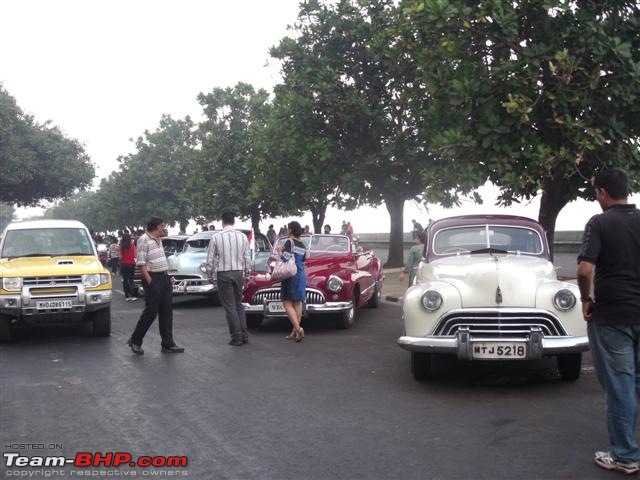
<box><xmin>251</xmin><ymin>288</ymin><xmax>325</xmax><ymax>305</ymax></box>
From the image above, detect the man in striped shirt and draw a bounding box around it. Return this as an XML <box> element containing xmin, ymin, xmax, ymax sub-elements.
<box><xmin>206</xmin><ymin>211</ymin><xmax>251</xmax><ymax>346</ymax></box>
<box><xmin>127</xmin><ymin>216</ymin><xmax>184</xmax><ymax>355</ymax></box>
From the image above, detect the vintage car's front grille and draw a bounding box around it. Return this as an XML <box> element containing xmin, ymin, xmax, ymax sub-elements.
<box><xmin>171</xmin><ymin>275</ymin><xmax>203</xmax><ymax>281</ymax></box>
<box><xmin>252</xmin><ymin>288</ymin><xmax>326</xmax><ymax>305</ymax></box>
<box><xmin>433</xmin><ymin>310</ymin><xmax>568</xmax><ymax>337</ymax></box>
<box><xmin>23</xmin><ymin>276</ymin><xmax>83</xmax><ymax>286</ymax></box>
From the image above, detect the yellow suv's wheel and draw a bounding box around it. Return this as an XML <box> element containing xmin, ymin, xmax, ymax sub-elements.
<box><xmin>0</xmin><ymin>315</ymin><xmax>13</xmax><ymax>342</ymax></box>
<box><xmin>92</xmin><ymin>307</ymin><xmax>111</xmax><ymax>336</ymax></box>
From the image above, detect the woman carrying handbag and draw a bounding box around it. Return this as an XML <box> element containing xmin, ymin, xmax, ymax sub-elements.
<box><xmin>277</xmin><ymin>221</ymin><xmax>307</xmax><ymax>342</ymax></box>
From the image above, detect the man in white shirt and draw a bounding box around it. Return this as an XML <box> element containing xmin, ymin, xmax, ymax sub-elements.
<box><xmin>206</xmin><ymin>211</ymin><xmax>251</xmax><ymax>346</ymax></box>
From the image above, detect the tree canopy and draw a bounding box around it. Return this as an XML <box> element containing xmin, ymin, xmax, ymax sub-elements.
<box><xmin>0</xmin><ymin>85</ymin><xmax>94</xmax><ymax>205</ymax></box>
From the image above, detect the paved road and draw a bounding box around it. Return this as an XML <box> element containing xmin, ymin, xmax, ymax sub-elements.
<box><xmin>0</xmin><ymin>291</ymin><xmax>618</xmax><ymax>479</ymax></box>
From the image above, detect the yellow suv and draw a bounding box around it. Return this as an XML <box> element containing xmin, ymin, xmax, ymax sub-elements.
<box><xmin>0</xmin><ymin>219</ymin><xmax>112</xmax><ymax>341</ymax></box>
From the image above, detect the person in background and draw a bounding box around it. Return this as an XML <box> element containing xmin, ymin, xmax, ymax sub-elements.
<box><xmin>346</xmin><ymin>221</ymin><xmax>354</xmax><ymax>239</ymax></box>
<box><xmin>108</xmin><ymin>236</ymin><xmax>120</xmax><ymax>275</ymax></box>
<box><xmin>400</xmin><ymin>231</ymin><xmax>425</xmax><ymax>287</ymax></box>
<box><xmin>267</xmin><ymin>224</ymin><xmax>277</xmax><ymax>244</ymax></box>
<box><xmin>411</xmin><ymin>219</ymin><xmax>424</xmax><ymax>240</ymax></box>
<box><xmin>577</xmin><ymin>168</ymin><xmax>640</xmax><ymax>475</ymax></box>
<box><xmin>304</xmin><ymin>225</ymin><xmax>311</xmax><ymax>234</ymax></box>
<box><xmin>323</xmin><ymin>224</ymin><xmax>332</xmax><ymax>234</ymax></box>
<box><xmin>206</xmin><ymin>211</ymin><xmax>251</xmax><ymax>346</ymax></box>
<box><xmin>127</xmin><ymin>217</ymin><xmax>184</xmax><ymax>355</ymax></box>
<box><xmin>340</xmin><ymin>221</ymin><xmax>347</xmax><ymax>235</ymax></box>
<box><xmin>278</xmin><ymin>221</ymin><xmax>307</xmax><ymax>342</ymax></box>
<box><xmin>119</xmin><ymin>232</ymin><xmax>137</xmax><ymax>302</ymax></box>
<box><xmin>202</xmin><ymin>225</ymin><xmax>209</xmax><ymax>231</ymax></box>
<box><xmin>209</xmin><ymin>225</ymin><xmax>216</xmax><ymax>231</ymax></box>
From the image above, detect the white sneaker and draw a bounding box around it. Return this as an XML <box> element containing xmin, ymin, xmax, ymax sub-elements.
<box><xmin>130</xmin><ymin>297</ymin><xmax>138</xmax><ymax>302</ymax></box>
<box><xmin>125</xmin><ymin>298</ymin><xmax>132</xmax><ymax>302</ymax></box>
<box><xmin>594</xmin><ymin>451</ymin><xmax>640</xmax><ymax>474</ymax></box>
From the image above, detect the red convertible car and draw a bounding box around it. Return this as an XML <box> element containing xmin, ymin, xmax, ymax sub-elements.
<box><xmin>242</xmin><ymin>234</ymin><xmax>383</xmax><ymax>329</ymax></box>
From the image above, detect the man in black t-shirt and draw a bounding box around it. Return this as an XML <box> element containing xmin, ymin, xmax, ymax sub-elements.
<box><xmin>577</xmin><ymin>168</ymin><xmax>640</xmax><ymax>474</ymax></box>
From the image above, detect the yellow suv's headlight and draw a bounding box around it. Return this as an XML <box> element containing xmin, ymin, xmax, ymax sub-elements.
<box><xmin>2</xmin><ymin>277</ymin><xmax>22</xmax><ymax>292</ymax></box>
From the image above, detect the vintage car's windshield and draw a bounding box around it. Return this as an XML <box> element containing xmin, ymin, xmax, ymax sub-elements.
<box><xmin>163</xmin><ymin>238</ymin><xmax>187</xmax><ymax>256</ymax></box>
<box><xmin>433</xmin><ymin>225</ymin><xmax>543</xmax><ymax>255</ymax></box>
<box><xmin>1</xmin><ymin>228</ymin><xmax>95</xmax><ymax>258</ymax></box>
<box><xmin>273</xmin><ymin>235</ymin><xmax>349</xmax><ymax>253</ymax></box>
<box><xmin>184</xmin><ymin>239</ymin><xmax>210</xmax><ymax>253</ymax></box>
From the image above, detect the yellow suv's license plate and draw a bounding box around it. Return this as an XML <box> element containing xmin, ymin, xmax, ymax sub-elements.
<box><xmin>472</xmin><ymin>342</ymin><xmax>526</xmax><ymax>359</ymax></box>
<box><xmin>36</xmin><ymin>300</ymin><xmax>73</xmax><ymax>310</ymax></box>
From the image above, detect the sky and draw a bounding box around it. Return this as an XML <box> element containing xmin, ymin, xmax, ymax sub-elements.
<box><xmin>1</xmin><ymin>0</ymin><xmax>629</xmax><ymax>234</ymax></box>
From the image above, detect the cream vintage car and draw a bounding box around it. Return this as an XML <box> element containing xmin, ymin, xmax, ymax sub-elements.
<box><xmin>0</xmin><ymin>219</ymin><xmax>112</xmax><ymax>341</ymax></box>
<box><xmin>398</xmin><ymin>215</ymin><xmax>588</xmax><ymax>381</ymax></box>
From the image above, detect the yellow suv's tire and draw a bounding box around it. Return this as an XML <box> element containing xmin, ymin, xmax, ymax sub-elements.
<box><xmin>92</xmin><ymin>307</ymin><xmax>111</xmax><ymax>336</ymax></box>
<box><xmin>0</xmin><ymin>315</ymin><xmax>12</xmax><ymax>342</ymax></box>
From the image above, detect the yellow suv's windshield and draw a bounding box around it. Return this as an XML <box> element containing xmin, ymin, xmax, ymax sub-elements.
<box><xmin>1</xmin><ymin>228</ymin><xmax>94</xmax><ymax>259</ymax></box>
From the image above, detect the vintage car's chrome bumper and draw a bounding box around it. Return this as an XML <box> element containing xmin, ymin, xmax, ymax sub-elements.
<box><xmin>170</xmin><ymin>278</ymin><xmax>217</xmax><ymax>295</ymax></box>
<box><xmin>242</xmin><ymin>301</ymin><xmax>353</xmax><ymax>315</ymax></box>
<box><xmin>398</xmin><ymin>327</ymin><xmax>589</xmax><ymax>360</ymax></box>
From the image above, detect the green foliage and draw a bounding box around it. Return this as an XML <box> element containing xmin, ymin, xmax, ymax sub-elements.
<box><xmin>399</xmin><ymin>0</ymin><xmax>640</xmax><ymax>237</ymax></box>
<box><xmin>193</xmin><ymin>83</ymin><xmax>279</xmax><ymax>230</ymax></box>
<box><xmin>0</xmin><ymin>85</ymin><xmax>94</xmax><ymax>205</ymax></box>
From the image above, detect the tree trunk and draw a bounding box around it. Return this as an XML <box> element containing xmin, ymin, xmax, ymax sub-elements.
<box><xmin>179</xmin><ymin>219</ymin><xmax>189</xmax><ymax>234</ymax></box>
<box><xmin>310</xmin><ymin>203</ymin><xmax>327</xmax><ymax>234</ymax></box>
<box><xmin>250</xmin><ymin>207</ymin><xmax>261</xmax><ymax>234</ymax></box>
<box><xmin>538</xmin><ymin>176</ymin><xmax>572</xmax><ymax>262</ymax></box>
<box><xmin>384</xmin><ymin>195</ymin><xmax>405</xmax><ymax>268</ymax></box>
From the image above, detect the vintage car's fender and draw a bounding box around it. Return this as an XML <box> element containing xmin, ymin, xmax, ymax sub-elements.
<box><xmin>403</xmin><ymin>281</ymin><xmax>462</xmax><ymax>337</ymax></box>
<box><xmin>535</xmin><ymin>280</ymin><xmax>586</xmax><ymax>337</ymax></box>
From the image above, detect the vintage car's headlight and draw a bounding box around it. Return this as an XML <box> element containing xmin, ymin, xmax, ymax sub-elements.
<box><xmin>83</xmin><ymin>274</ymin><xmax>101</xmax><ymax>288</ymax></box>
<box><xmin>2</xmin><ymin>277</ymin><xmax>22</xmax><ymax>292</ymax></box>
<box><xmin>327</xmin><ymin>275</ymin><xmax>344</xmax><ymax>293</ymax></box>
<box><xmin>199</xmin><ymin>262</ymin><xmax>208</xmax><ymax>273</ymax></box>
<box><xmin>553</xmin><ymin>289</ymin><xmax>576</xmax><ymax>311</ymax></box>
<box><xmin>421</xmin><ymin>290</ymin><xmax>443</xmax><ymax>312</ymax></box>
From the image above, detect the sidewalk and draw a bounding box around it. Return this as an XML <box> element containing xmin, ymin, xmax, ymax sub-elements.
<box><xmin>381</xmin><ymin>268</ymin><xmax>407</xmax><ymax>304</ymax></box>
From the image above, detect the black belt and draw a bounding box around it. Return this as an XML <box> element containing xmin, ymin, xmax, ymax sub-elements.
<box><xmin>149</xmin><ymin>271</ymin><xmax>168</xmax><ymax>276</ymax></box>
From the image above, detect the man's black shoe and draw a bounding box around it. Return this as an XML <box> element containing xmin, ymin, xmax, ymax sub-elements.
<box><xmin>242</xmin><ymin>337</ymin><xmax>249</xmax><ymax>344</ymax></box>
<box><xmin>127</xmin><ymin>339</ymin><xmax>144</xmax><ymax>355</ymax></box>
<box><xmin>161</xmin><ymin>344</ymin><xmax>185</xmax><ymax>353</ymax></box>
<box><xmin>229</xmin><ymin>339</ymin><xmax>243</xmax><ymax>346</ymax></box>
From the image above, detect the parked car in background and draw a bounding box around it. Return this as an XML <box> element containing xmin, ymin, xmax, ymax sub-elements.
<box><xmin>162</xmin><ymin>234</ymin><xmax>189</xmax><ymax>257</ymax></box>
<box><xmin>243</xmin><ymin>234</ymin><xmax>383</xmax><ymax>329</ymax></box>
<box><xmin>0</xmin><ymin>220</ymin><xmax>112</xmax><ymax>341</ymax></box>
<box><xmin>398</xmin><ymin>215</ymin><xmax>589</xmax><ymax>381</ymax></box>
<box><xmin>163</xmin><ymin>230</ymin><xmax>271</xmax><ymax>303</ymax></box>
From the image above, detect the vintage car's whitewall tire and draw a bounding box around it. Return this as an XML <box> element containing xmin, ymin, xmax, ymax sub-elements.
<box><xmin>338</xmin><ymin>294</ymin><xmax>357</xmax><ymax>329</ymax></box>
<box><xmin>411</xmin><ymin>352</ymin><xmax>431</xmax><ymax>380</ymax></box>
<box><xmin>246</xmin><ymin>315</ymin><xmax>263</xmax><ymax>329</ymax></box>
<box><xmin>367</xmin><ymin>283</ymin><xmax>381</xmax><ymax>308</ymax></box>
<box><xmin>92</xmin><ymin>308</ymin><xmax>111</xmax><ymax>337</ymax></box>
<box><xmin>0</xmin><ymin>315</ymin><xmax>13</xmax><ymax>342</ymax></box>
<box><xmin>557</xmin><ymin>353</ymin><xmax>582</xmax><ymax>382</ymax></box>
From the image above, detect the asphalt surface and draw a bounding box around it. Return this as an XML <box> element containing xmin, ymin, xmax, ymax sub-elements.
<box><xmin>0</xmin><ymin>289</ymin><xmax>623</xmax><ymax>480</ymax></box>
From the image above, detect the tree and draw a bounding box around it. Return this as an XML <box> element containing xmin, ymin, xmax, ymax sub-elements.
<box><xmin>0</xmin><ymin>85</ymin><xmax>94</xmax><ymax>205</ymax></box>
<box><xmin>272</xmin><ymin>0</ymin><xmax>435</xmax><ymax>266</ymax></box>
<box><xmin>400</xmin><ymin>0</ymin><xmax>640</xmax><ymax>254</ymax></box>
<box><xmin>0</xmin><ymin>203</ymin><xmax>15</xmax><ymax>233</ymax></box>
<box><xmin>194</xmin><ymin>83</ymin><xmax>279</xmax><ymax>232</ymax></box>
